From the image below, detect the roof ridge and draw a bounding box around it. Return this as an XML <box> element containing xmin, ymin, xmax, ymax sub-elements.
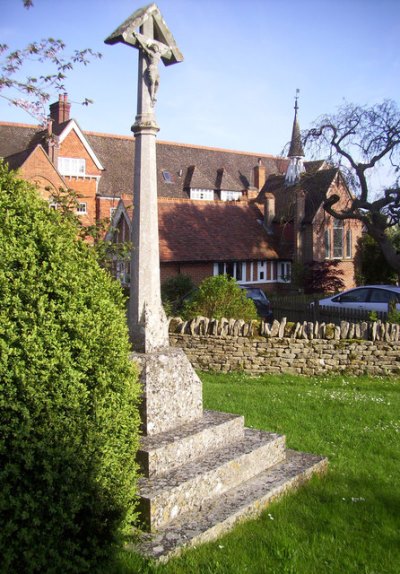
<box><xmin>0</xmin><ymin>120</ymin><xmax>39</xmax><ymax>129</ymax></box>
<box><xmin>83</xmin><ymin>128</ymin><xmax>283</xmax><ymax>158</ymax></box>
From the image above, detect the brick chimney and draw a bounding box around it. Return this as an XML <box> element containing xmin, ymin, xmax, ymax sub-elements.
<box><xmin>264</xmin><ymin>192</ymin><xmax>275</xmax><ymax>230</ymax></box>
<box><xmin>254</xmin><ymin>159</ymin><xmax>266</xmax><ymax>191</ymax></box>
<box><xmin>294</xmin><ymin>189</ymin><xmax>306</xmax><ymax>263</ymax></box>
<box><xmin>49</xmin><ymin>93</ymin><xmax>71</xmax><ymax>126</ymax></box>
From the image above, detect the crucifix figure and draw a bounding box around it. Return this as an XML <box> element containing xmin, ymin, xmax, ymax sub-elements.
<box><xmin>134</xmin><ymin>34</ymin><xmax>172</xmax><ymax>105</ymax></box>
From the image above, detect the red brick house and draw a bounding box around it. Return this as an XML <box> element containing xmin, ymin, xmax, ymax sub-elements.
<box><xmin>0</xmin><ymin>95</ymin><xmax>362</xmax><ymax>292</ymax></box>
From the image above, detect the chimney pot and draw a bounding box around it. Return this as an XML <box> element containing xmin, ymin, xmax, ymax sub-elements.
<box><xmin>49</xmin><ymin>92</ymin><xmax>71</xmax><ymax>125</ymax></box>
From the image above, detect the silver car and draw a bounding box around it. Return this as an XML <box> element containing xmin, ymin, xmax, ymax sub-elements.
<box><xmin>317</xmin><ymin>285</ymin><xmax>400</xmax><ymax>313</ymax></box>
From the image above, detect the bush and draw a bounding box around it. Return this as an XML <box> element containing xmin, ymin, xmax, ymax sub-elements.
<box><xmin>183</xmin><ymin>275</ymin><xmax>257</xmax><ymax>321</ymax></box>
<box><xmin>161</xmin><ymin>274</ymin><xmax>195</xmax><ymax>316</ymax></box>
<box><xmin>0</xmin><ymin>164</ymin><xmax>141</xmax><ymax>573</ymax></box>
<box><xmin>303</xmin><ymin>260</ymin><xmax>345</xmax><ymax>294</ymax></box>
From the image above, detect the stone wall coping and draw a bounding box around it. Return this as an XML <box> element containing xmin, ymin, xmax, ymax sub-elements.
<box><xmin>168</xmin><ymin>316</ymin><xmax>400</xmax><ymax>343</ymax></box>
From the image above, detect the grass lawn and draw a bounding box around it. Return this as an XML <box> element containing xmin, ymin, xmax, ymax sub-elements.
<box><xmin>109</xmin><ymin>372</ymin><xmax>400</xmax><ymax>574</ymax></box>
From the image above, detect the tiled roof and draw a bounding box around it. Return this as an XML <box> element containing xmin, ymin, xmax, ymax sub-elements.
<box><xmin>0</xmin><ymin>122</ymin><xmax>41</xmax><ymax>158</ymax></box>
<box><xmin>216</xmin><ymin>167</ymin><xmax>240</xmax><ymax>191</ymax></box>
<box><xmin>3</xmin><ymin>147</ymin><xmax>34</xmax><ymax>170</ymax></box>
<box><xmin>262</xmin><ymin>167</ymin><xmax>339</xmax><ymax>223</ymax></box>
<box><xmin>0</xmin><ymin>119</ymin><xmax>332</xmax><ymax>225</ymax></box>
<box><xmin>85</xmin><ymin>131</ymin><xmax>288</xmax><ymax>199</ymax></box>
<box><xmin>156</xmin><ymin>199</ymin><xmax>291</xmax><ymax>262</ymax></box>
<box><xmin>0</xmin><ymin>121</ymin><xmax>289</xmax><ymax>201</ymax></box>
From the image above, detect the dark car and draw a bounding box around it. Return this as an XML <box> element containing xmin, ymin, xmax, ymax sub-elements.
<box><xmin>241</xmin><ymin>287</ymin><xmax>273</xmax><ymax>321</ymax></box>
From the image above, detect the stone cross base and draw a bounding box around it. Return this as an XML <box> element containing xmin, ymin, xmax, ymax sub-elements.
<box><xmin>131</xmin><ymin>347</ymin><xmax>203</xmax><ymax>436</ymax></box>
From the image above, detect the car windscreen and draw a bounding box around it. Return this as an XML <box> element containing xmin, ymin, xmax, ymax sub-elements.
<box><xmin>245</xmin><ymin>289</ymin><xmax>267</xmax><ymax>301</ymax></box>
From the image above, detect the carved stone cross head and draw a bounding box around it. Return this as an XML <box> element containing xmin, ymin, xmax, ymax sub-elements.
<box><xmin>105</xmin><ymin>3</ymin><xmax>183</xmax><ymax>66</ymax></box>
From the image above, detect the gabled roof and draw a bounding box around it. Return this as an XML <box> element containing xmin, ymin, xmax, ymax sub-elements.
<box><xmin>59</xmin><ymin>120</ymin><xmax>104</xmax><ymax>170</ymax></box>
<box><xmin>0</xmin><ymin>119</ymin><xmax>104</xmax><ymax>172</ymax></box>
<box><xmin>184</xmin><ymin>165</ymin><xmax>215</xmax><ymax>190</ymax></box>
<box><xmin>216</xmin><ymin>168</ymin><xmax>241</xmax><ymax>191</ymax></box>
<box><xmin>262</xmin><ymin>167</ymin><xmax>339</xmax><ymax>223</ymax></box>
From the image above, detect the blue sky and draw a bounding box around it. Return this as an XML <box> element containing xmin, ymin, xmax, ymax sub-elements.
<box><xmin>1</xmin><ymin>0</ymin><xmax>399</xmax><ymax>159</ymax></box>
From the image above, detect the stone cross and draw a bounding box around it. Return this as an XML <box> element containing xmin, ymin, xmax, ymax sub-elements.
<box><xmin>105</xmin><ymin>4</ymin><xmax>183</xmax><ymax>353</ymax></box>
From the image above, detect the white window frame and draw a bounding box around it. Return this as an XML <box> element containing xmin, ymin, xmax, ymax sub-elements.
<box><xmin>324</xmin><ymin>229</ymin><xmax>331</xmax><ymax>259</ymax></box>
<box><xmin>220</xmin><ymin>190</ymin><xmax>241</xmax><ymax>202</ymax></box>
<box><xmin>278</xmin><ymin>262</ymin><xmax>291</xmax><ymax>283</ymax></box>
<box><xmin>76</xmin><ymin>202</ymin><xmax>87</xmax><ymax>215</ymax></box>
<box><xmin>213</xmin><ymin>260</ymin><xmax>291</xmax><ymax>285</ymax></box>
<box><xmin>257</xmin><ymin>261</ymin><xmax>267</xmax><ymax>282</ymax></box>
<box><xmin>58</xmin><ymin>157</ymin><xmax>86</xmax><ymax>177</ymax></box>
<box><xmin>190</xmin><ymin>188</ymin><xmax>214</xmax><ymax>201</ymax></box>
<box><xmin>213</xmin><ymin>262</ymin><xmax>245</xmax><ymax>283</ymax></box>
<box><xmin>333</xmin><ymin>220</ymin><xmax>344</xmax><ymax>259</ymax></box>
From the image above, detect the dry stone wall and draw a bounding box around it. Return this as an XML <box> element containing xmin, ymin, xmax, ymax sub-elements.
<box><xmin>168</xmin><ymin>317</ymin><xmax>400</xmax><ymax>376</ymax></box>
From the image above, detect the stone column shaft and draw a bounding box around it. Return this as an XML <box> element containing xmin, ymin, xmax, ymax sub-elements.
<box><xmin>128</xmin><ymin>18</ymin><xmax>169</xmax><ymax>352</ymax></box>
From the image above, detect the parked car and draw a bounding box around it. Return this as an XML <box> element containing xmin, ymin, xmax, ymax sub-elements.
<box><xmin>240</xmin><ymin>287</ymin><xmax>273</xmax><ymax>321</ymax></box>
<box><xmin>315</xmin><ymin>285</ymin><xmax>400</xmax><ymax>314</ymax></box>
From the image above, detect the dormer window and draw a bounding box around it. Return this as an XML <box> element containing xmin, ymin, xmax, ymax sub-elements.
<box><xmin>190</xmin><ymin>188</ymin><xmax>213</xmax><ymax>201</ymax></box>
<box><xmin>58</xmin><ymin>157</ymin><xmax>86</xmax><ymax>176</ymax></box>
<box><xmin>221</xmin><ymin>190</ymin><xmax>241</xmax><ymax>202</ymax></box>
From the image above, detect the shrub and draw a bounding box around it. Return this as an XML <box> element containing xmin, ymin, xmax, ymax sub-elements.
<box><xmin>161</xmin><ymin>274</ymin><xmax>195</xmax><ymax>316</ymax></box>
<box><xmin>0</xmin><ymin>164</ymin><xmax>141</xmax><ymax>573</ymax></box>
<box><xmin>183</xmin><ymin>275</ymin><xmax>257</xmax><ymax>321</ymax></box>
<box><xmin>303</xmin><ymin>260</ymin><xmax>345</xmax><ymax>294</ymax></box>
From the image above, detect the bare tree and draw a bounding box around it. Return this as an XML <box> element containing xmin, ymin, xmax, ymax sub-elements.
<box><xmin>304</xmin><ymin>99</ymin><xmax>400</xmax><ymax>275</ymax></box>
<box><xmin>0</xmin><ymin>1</ymin><xmax>101</xmax><ymax>124</ymax></box>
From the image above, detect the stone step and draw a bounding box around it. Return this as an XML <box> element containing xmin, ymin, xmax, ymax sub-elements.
<box><xmin>137</xmin><ymin>410</ymin><xmax>245</xmax><ymax>478</ymax></box>
<box><xmin>134</xmin><ymin>449</ymin><xmax>328</xmax><ymax>562</ymax></box>
<box><xmin>138</xmin><ymin>428</ymin><xmax>286</xmax><ymax>530</ymax></box>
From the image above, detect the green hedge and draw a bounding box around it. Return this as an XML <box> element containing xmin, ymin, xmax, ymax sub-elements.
<box><xmin>0</xmin><ymin>164</ymin><xmax>141</xmax><ymax>573</ymax></box>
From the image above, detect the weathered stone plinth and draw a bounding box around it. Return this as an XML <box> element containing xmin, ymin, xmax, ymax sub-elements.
<box><xmin>133</xmin><ymin>407</ymin><xmax>328</xmax><ymax>561</ymax></box>
<box><xmin>131</xmin><ymin>347</ymin><xmax>202</xmax><ymax>436</ymax></box>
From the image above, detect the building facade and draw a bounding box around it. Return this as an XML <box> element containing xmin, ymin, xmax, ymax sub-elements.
<box><xmin>0</xmin><ymin>95</ymin><xmax>363</xmax><ymax>292</ymax></box>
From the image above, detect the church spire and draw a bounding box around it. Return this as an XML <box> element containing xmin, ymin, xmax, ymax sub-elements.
<box><xmin>285</xmin><ymin>89</ymin><xmax>305</xmax><ymax>186</ymax></box>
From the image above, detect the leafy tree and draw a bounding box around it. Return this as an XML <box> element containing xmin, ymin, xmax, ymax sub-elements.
<box><xmin>0</xmin><ymin>163</ymin><xmax>141</xmax><ymax>573</ymax></box>
<box><xmin>0</xmin><ymin>1</ymin><xmax>101</xmax><ymax>123</ymax></box>
<box><xmin>355</xmin><ymin>229</ymin><xmax>400</xmax><ymax>285</ymax></box>
<box><xmin>183</xmin><ymin>275</ymin><xmax>258</xmax><ymax>321</ymax></box>
<box><xmin>48</xmin><ymin>185</ymin><xmax>132</xmax><ymax>277</ymax></box>
<box><xmin>161</xmin><ymin>274</ymin><xmax>196</xmax><ymax>316</ymax></box>
<box><xmin>304</xmin><ymin>260</ymin><xmax>345</xmax><ymax>294</ymax></box>
<box><xmin>304</xmin><ymin>100</ymin><xmax>400</xmax><ymax>274</ymax></box>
